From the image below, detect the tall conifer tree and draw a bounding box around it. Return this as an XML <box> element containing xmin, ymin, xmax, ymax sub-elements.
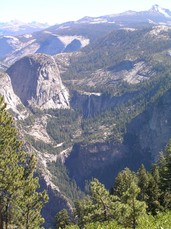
<box><xmin>0</xmin><ymin>96</ymin><xmax>48</xmax><ymax>228</ymax></box>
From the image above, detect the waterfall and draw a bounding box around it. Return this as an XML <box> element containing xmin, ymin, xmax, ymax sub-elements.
<box><xmin>87</xmin><ymin>95</ymin><xmax>91</xmax><ymax>118</ymax></box>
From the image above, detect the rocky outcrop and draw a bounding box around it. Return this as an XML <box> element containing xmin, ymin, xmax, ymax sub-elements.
<box><xmin>65</xmin><ymin>142</ymin><xmax>128</xmax><ymax>189</ymax></box>
<box><xmin>0</xmin><ymin>71</ymin><xmax>27</xmax><ymax>118</ymax></box>
<box><xmin>71</xmin><ymin>90</ymin><xmax>136</xmax><ymax>118</ymax></box>
<box><xmin>7</xmin><ymin>53</ymin><xmax>70</xmax><ymax>110</ymax></box>
<box><xmin>64</xmin><ymin>39</ymin><xmax>82</xmax><ymax>52</ymax></box>
<box><xmin>0</xmin><ymin>33</ymin><xmax>89</xmax><ymax>66</ymax></box>
<box><xmin>124</xmin><ymin>88</ymin><xmax>171</xmax><ymax>162</ymax></box>
<box><xmin>84</xmin><ymin>60</ymin><xmax>155</xmax><ymax>90</ymax></box>
<box><xmin>40</xmin><ymin>176</ymin><xmax>72</xmax><ymax>229</ymax></box>
<box><xmin>65</xmin><ymin>89</ymin><xmax>171</xmax><ymax>191</ymax></box>
<box><xmin>36</xmin><ymin>35</ymin><xmax>65</xmax><ymax>55</ymax></box>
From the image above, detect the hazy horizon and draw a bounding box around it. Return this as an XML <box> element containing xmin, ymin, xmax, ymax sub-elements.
<box><xmin>1</xmin><ymin>0</ymin><xmax>171</xmax><ymax>25</ymax></box>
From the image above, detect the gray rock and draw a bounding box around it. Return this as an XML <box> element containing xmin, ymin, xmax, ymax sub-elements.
<box><xmin>0</xmin><ymin>71</ymin><xmax>27</xmax><ymax>118</ymax></box>
<box><xmin>7</xmin><ymin>53</ymin><xmax>70</xmax><ymax>110</ymax></box>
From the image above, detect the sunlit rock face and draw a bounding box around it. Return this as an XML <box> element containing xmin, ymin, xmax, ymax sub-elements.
<box><xmin>7</xmin><ymin>53</ymin><xmax>70</xmax><ymax>110</ymax></box>
<box><xmin>0</xmin><ymin>71</ymin><xmax>27</xmax><ymax>118</ymax></box>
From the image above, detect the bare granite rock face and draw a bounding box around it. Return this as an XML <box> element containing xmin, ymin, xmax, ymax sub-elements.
<box><xmin>65</xmin><ymin>142</ymin><xmax>128</xmax><ymax>189</ymax></box>
<box><xmin>7</xmin><ymin>53</ymin><xmax>70</xmax><ymax>110</ymax></box>
<box><xmin>0</xmin><ymin>71</ymin><xmax>27</xmax><ymax>118</ymax></box>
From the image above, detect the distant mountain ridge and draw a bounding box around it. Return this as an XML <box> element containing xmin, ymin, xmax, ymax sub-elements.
<box><xmin>46</xmin><ymin>4</ymin><xmax>171</xmax><ymax>35</ymax></box>
<box><xmin>1</xmin><ymin>4</ymin><xmax>171</xmax><ymax>37</ymax></box>
<box><xmin>1</xmin><ymin>9</ymin><xmax>171</xmax><ymax>226</ymax></box>
<box><xmin>1</xmin><ymin>4</ymin><xmax>171</xmax><ymax>67</ymax></box>
<box><xmin>76</xmin><ymin>4</ymin><xmax>171</xmax><ymax>24</ymax></box>
<box><xmin>0</xmin><ymin>20</ymin><xmax>49</xmax><ymax>36</ymax></box>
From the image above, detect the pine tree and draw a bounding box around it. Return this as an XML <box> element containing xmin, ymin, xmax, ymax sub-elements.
<box><xmin>74</xmin><ymin>197</ymin><xmax>94</xmax><ymax>227</ymax></box>
<box><xmin>15</xmin><ymin>155</ymin><xmax>48</xmax><ymax>229</ymax></box>
<box><xmin>112</xmin><ymin>167</ymin><xmax>137</xmax><ymax>198</ymax></box>
<box><xmin>146</xmin><ymin>164</ymin><xmax>161</xmax><ymax>214</ymax></box>
<box><xmin>159</xmin><ymin>142</ymin><xmax>171</xmax><ymax>192</ymax></box>
<box><xmin>137</xmin><ymin>164</ymin><xmax>149</xmax><ymax>202</ymax></box>
<box><xmin>158</xmin><ymin>141</ymin><xmax>171</xmax><ymax>210</ymax></box>
<box><xmin>74</xmin><ymin>179</ymin><xmax>118</xmax><ymax>227</ymax></box>
<box><xmin>111</xmin><ymin>168</ymin><xmax>147</xmax><ymax>228</ymax></box>
<box><xmin>55</xmin><ymin>209</ymin><xmax>72</xmax><ymax>229</ymax></box>
<box><xmin>0</xmin><ymin>96</ymin><xmax>48</xmax><ymax>228</ymax></box>
<box><xmin>116</xmin><ymin>181</ymin><xmax>147</xmax><ymax>229</ymax></box>
<box><xmin>89</xmin><ymin>178</ymin><xmax>115</xmax><ymax>222</ymax></box>
<box><xmin>0</xmin><ymin>96</ymin><xmax>25</xmax><ymax>229</ymax></box>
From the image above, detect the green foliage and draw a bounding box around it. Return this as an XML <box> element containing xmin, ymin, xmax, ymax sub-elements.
<box><xmin>81</xmin><ymin>221</ymin><xmax>123</xmax><ymax>229</ymax></box>
<box><xmin>89</xmin><ymin>179</ymin><xmax>116</xmax><ymax>222</ymax></box>
<box><xmin>0</xmin><ymin>96</ymin><xmax>48</xmax><ymax>228</ymax></box>
<box><xmin>111</xmin><ymin>168</ymin><xmax>147</xmax><ymax>229</ymax></box>
<box><xmin>47</xmin><ymin>161</ymin><xmax>84</xmax><ymax>205</ymax></box>
<box><xmin>46</xmin><ymin>109</ymin><xmax>81</xmax><ymax>144</ymax></box>
<box><xmin>73</xmin><ymin>179</ymin><xmax>119</xmax><ymax>227</ymax></box>
<box><xmin>146</xmin><ymin>172</ymin><xmax>161</xmax><ymax>214</ymax></box>
<box><xmin>112</xmin><ymin>168</ymin><xmax>137</xmax><ymax>197</ymax></box>
<box><xmin>62</xmin><ymin>26</ymin><xmax>171</xmax><ymax>94</ymax></box>
<box><xmin>159</xmin><ymin>141</ymin><xmax>171</xmax><ymax>192</ymax></box>
<box><xmin>66</xmin><ymin>211</ymin><xmax>171</xmax><ymax>229</ymax></box>
<box><xmin>137</xmin><ymin>211</ymin><xmax>171</xmax><ymax>229</ymax></box>
<box><xmin>63</xmin><ymin>28</ymin><xmax>151</xmax><ymax>81</ymax></box>
<box><xmin>73</xmin><ymin>178</ymin><xmax>146</xmax><ymax>229</ymax></box>
<box><xmin>64</xmin><ymin>141</ymin><xmax>171</xmax><ymax>228</ymax></box>
<box><xmin>52</xmin><ymin>25</ymin><xmax>171</xmax><ymax>144</ymax></box>
<box><xmin>118</xmin><ymin>181</ymin><xmax>147</xmax><ymax>229</ymax></box>
<box><xmin>15</xmin><ymin>155</ymin><xmax>48</xmax><ymax>229</ymax></box>
<box><xmin>74</xmin><ymin>197</ymin><xmax>94</xmax><ymax>227</ymax></box>
<box><xmin>65</xmin><ymin>225</ymin><xmax>79</xmax><ymax>229</ymax></box>
<box><xmin>13</xmin><ymin>25</ymin><xmax>171</xmax><ymax>228</ymax></box>
<box><xmin>27</xmin><ymin>135</ymin><xmax>58</xmax><ymax>155</ymax></box>
<box><xmin>73</xmin><ymin>65</ymin><xmax>171</xmax><ymax>144</ymax></box>
<box><xmin>137</xmin><ymin>164</ymin><xmax>150</xmax><ymax>202</ymax></box>
<box><xmin>55</xmin><ymin>209</ymin><xmax>72</xmax><ymax>229</ymax></box>
<box><xmin>157</xmin><ymin>141</ymin><xmax>171</xmax><ymax>210</ymax></box>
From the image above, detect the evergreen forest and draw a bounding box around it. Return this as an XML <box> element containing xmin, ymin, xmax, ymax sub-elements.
<box><xmin>0</xmin><ymin>96</ymin><xmax>48</xmax><ymax>228</ymax></box>
<box><xmin>1</xmin><ymin>91</ymin><xmax>171</xmax><ymax>229</ymax></box>
<box><xmin>55</xmin><ymin>142</ymin><xmax>171</xmax><ymax>229</ymax></box>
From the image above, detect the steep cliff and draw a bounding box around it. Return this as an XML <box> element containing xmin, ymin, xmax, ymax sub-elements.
<box><xmin>124</xmin><ymin>88</ymin><xmax>171</xmax><ymax>162</ymax></box>
<box><xmin>7</xmin><ymin>54</ymin><xmax>70</xmax><ymax>110</ymax></box>
<box><xmin>70</xmin><ymin>90</ymin><xmax>137</xmax><ymax>118</ymax></box>
<box><xmin>0</xmin><ymin>71</ymin><xmax>27</xmax><ymax>118</ymax></box>
<box><xmin>65</xmin><ymin>142</ymin><xmax>128</xmax><ymax>189</ymax></box>
<box><xmin>65</xmin><ymin>88</ymin><xmax>171</xmax><ymax>190</ymax></box>
<box><xmin>2</xmin><ymin>20</ymin><xmax>171</xmax><ymax>228</ymax></box>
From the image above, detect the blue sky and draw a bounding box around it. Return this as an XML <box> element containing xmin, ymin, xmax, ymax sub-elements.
<box><xmin>1</xmin><ymin>0</ymin><xmax>171</xmax><ymax>25</ymax></box>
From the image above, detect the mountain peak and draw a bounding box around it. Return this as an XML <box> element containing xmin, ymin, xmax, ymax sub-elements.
<box><xmin>151</xmin><ymin>4</ymin><xmax>160</xmax><ymax>12</ymax></box>
<box><xmin>149</xmin><ymin>4</ymin><xmax>171</xmax><ymax>18</ymax></box>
